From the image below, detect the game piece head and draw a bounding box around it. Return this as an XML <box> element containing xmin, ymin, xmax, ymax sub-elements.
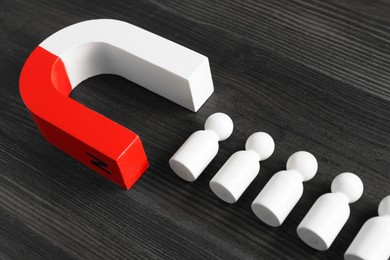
<box><xmin>204</xmin><ymin>113</ymin><xmax>234</xmax><ymax>141</ymax></box>
<box><xmin>245</xmin><ymin>132</ymin><xmax>275</xmax><ymax>161</ymax></box>
<box><xmin>331</xmin><ymin>172</ymin><xmax>363</xmax><ymax>203</ymax></box>
<box><xmin>378</xmin><ymin>195</ymin><xmax>390</xmax><ymax>217</ymax></box>
<box><xmin>286</xmin><ymin>151</ymin><xmax>318</xmax><ymax>181</ymax></box>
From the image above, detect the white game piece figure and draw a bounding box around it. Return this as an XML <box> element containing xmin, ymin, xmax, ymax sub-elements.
<box><xmin>344</xmin><ymin>195</ymin><xmax>390</xmax><ymax>260</ymax></box>
<box><xmin>251</xmin><ymin>151</ymin><xmax>318</xmax><ymax>227</ymax></box>
<box><xmin>209</xmin><ymin>132</ymin><xmax>275</xmax><ymax>203</ymax></box>
<box><xmin>297</xmin><ymin>172</ymin><xmax>364</xmax><ymax>251</ymax></box>
<box><xmin>169</xmin><ymin>113</ymin><xmax>233</xmax><ymax>182</ymax></box>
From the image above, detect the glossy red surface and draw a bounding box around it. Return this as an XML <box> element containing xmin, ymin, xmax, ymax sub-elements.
<box><xmin>19</xmin><ymin>46</ymin><xmax>149</xmax><ymax>189</ymax></box>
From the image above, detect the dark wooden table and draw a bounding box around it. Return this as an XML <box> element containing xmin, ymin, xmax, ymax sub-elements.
<box><xmin>1</xmin><ymin>1</ymin><xmax>390</xmax><ymax>259</ymax></box>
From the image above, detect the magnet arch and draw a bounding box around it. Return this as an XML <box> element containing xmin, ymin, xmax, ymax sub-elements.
<box><xmin>19</xmin><ymin>19</ymin><xmax>214</xmax><ymax>189</ymax></box>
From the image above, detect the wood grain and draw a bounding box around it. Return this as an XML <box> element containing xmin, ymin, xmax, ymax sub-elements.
<box><xmin>1</xmin><ymin>0</ymin><xmax>389</xmax><ymax>259</ymax></box>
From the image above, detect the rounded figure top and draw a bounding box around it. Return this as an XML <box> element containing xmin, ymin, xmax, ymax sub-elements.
<box><xmin>286</xmin><ymin>151</ymin><xmax>318</xmax><ymax>181</ymax></box>
<box><xmin>245</xmin><ymin>132</ymin><xmax>275</xmax><ymax>161</ymax></box>
<box><xmin>331</xmin><ymin>172</ymin><xmax>363</xmax><ymax>203</ymax></box>
<box><xmin>204</xmin><ymin>113</ymin><xmax>234</xmax><ymax>141</ymax></box>
<box><xmin>378</xmin><ymin>195</ymin><xmax>390</xmax><ymax>216</ymax></box>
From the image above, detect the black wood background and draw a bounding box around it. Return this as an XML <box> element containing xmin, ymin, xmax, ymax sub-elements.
<box><xmin>1</xmin><ymin>0</ymin><xmax>390</xmax><ymax>259</ymax></box>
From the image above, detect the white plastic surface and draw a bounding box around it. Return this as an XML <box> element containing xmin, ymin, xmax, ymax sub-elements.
<box><xmin>169</xmin><ymin>113</ymin><xmax>233</xmax><ymax>182</ymax></box>
<box><xmin>331</xmin><ymin>172</ymin><xmax>364</xmax><ymax>203</ymax></box>
<box><xmin>252</xmin><ymin>151</ymin><xmax>318</xmax><ymax>226</ymax></box>
<box><xmin>245</xmin><ymin>132</ymin><xmax>275</xmax><ymax>161</ymax></box>
<box><xmin>286</xmin><ymin>151</ymin><xmax>318</xmax><ymax>181</ymax></box>
<box><xmin>297</xmin><ymin>172</ymin><xmax>364</xmax><ymax>251</ymax></box>
<box><xmin>344</xmin><ymin>195</ymin><xmax>390</xmax><ymax>260</ymax></box>
<box><xmin>204</xmin><ymin>113</ymin><xmax>234</xmax><ymax>141</ymax></box>
<box><xmin>41</xmin><ymin>19</ymin><xmax>214</xmax><ymax>111</ymax></box>
<box><xmin>209</xmin><ymin>132</ymin><xmax>275</xmax><ymax>203</ymax></box>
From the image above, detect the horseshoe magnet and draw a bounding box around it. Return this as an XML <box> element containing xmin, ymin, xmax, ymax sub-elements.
<box><xmin>19</xmin><ymin>19</ymin><xmax>214</xmax><ymax>189</ymax></box>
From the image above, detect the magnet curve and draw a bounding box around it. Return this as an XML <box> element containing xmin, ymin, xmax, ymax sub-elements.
<box><xmin>19</xmin><ymin>19</ymin><xmax>214</xmax><ymax>189</ymax></box>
